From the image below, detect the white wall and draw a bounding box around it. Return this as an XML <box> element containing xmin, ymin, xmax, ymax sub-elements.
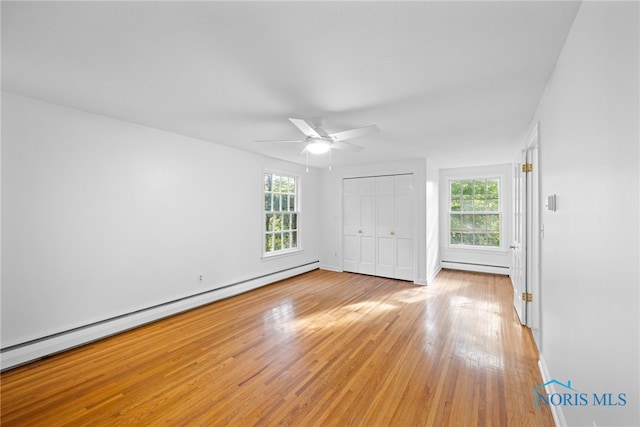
<box><xmin>318</xmin><ymin>159</ymin><xmax>428</xmax><ymax>284</ymax></box>
<box><xmin>439</xmin><ymin>164</ymin><xmax>512</xmax><ymax>274</ymax></box>
<box><xmin>531</xmin><ymin>2</ymin><xmax>639</xmax><ymax>426</ymax></box>
<box><xmin>1</xmin><ymin>93</ymin><xmax>321</xmax><ymax>361</ymax></box>
<box><xmin>425</xmin><ymin>161</ymin><xmax>440</xmax><ymax>283</ymax></box>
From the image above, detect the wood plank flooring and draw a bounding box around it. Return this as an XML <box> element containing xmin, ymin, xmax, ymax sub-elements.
<box><xmin>1</xmin><ymin>269</ymin><xmax>554</xmax><ymax>426</ymax></box>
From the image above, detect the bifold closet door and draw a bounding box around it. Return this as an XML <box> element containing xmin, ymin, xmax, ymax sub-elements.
<box><xmin>392</xmin><ymin>174</ymin><xmax>414</xmax><ymax>281</ymax></box>
<box><xmin>343</xmin><ymin>177</ymin><xmax>375</xmax><ymax>275</ymax></box>
<box><xmin>343</xmin><ymin>174</ymin><xmax>414</xmax><ymax>280</ymax></box>
<box><xmin>375</xmin><ymin>175</ymin><xmax>414</xmax><ymax>280</ymax></box>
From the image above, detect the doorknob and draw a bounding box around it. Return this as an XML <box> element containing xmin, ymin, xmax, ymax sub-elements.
<box><xmin>358</xmin><ymin>230</ymin><xmax>363</xmax><ymax>234</ymax></box>
<box><xmin>509</xmin><ymin>245</ymin><xmax>517</xmax><ymax>249</ymax></box>
<box><xmin>390</xmin><ymin>231</ymin><xmax>395</xmax><ymax>236</ymax></box>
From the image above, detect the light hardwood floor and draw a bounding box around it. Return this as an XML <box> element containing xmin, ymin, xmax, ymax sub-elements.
<box><xmin>1</xmin><ymin>269</ymin><xmax>554</xmax><ymax>426</ymax></box>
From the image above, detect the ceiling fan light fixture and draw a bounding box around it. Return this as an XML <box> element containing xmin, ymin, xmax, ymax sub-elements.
<box><xmin>306</xmin><ymin>139</ymin><xmax>331</xmax><ymax>154</ymax></box>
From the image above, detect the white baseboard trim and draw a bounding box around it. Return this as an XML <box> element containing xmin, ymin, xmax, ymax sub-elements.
<box><xmin>441</xmin><ymin>261</ymin><xmax>510</xmax><ymax>275</ymax></box>
<box><xmin>319</xmin><ymin>264</ymin><xmax>342</xmax><ymax>273</ymax></box>
<box><xmin>1</xmin><ymin>261</ymin><xmax>319</xmax><ymax>371</ymax></box>
<box><xmin>538</xmin><ymin>355</ymin><xmax>566</xmax><ymax>427</ymax></box>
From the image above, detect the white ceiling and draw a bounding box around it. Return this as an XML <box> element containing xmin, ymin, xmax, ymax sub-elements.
<box><xmin>2</xmin><ymin>1</ymin><xmax>580</xmax><ymax>169</ymax></box>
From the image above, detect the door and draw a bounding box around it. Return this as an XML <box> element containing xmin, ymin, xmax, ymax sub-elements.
<box><xmin>511</xmin><ymin>125</ymin><xmax>540</xmax><ymax>330</ymax></box>
<box><xmin>393</xmin><ymin>174</ymin><xmax>414</xmax><ymax>280</ymax></box>
<box><xmin>344</xmin><ymin>174</ymin><xmax>414</xmax><ymax>280</ymax></box>
<box><xmin>511</xmin><ymin>150</ymin><xmax>527</xmax><ymax>324</ymax></box>
<box><xmin>343</xmin><ymin>177</ymin><xmax>375</xmax><ymax>275</ymax></box>
<box><xmin>375</xmin><ymin>176</ymin><xmax>395</xmax><ymax>278</ymax></box>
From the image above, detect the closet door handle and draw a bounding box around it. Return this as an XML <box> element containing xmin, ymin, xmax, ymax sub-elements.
<box><xmin>358</xmin><ymin>230</ymin><xmax>363</xmax><ymax>234</ymax></box>
<box><xmin>390</xmin><ymin>231</ymin><xmax>395</xmax><ymax>236</ymax></box>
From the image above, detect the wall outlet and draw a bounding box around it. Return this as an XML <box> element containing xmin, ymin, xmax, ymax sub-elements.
<box><xmin>198</xmin><ymin>274</ymin><xmax>204</xmax><ymax>283</ymax></box>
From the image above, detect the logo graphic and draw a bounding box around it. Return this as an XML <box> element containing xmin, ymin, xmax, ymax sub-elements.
<box><xmin>531</xmin><ymin>379</ymin><xmax>627</xmax><ymax>408</ymax></box>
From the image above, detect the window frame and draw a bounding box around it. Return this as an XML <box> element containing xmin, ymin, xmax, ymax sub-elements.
<box><xmin>262</xmin><ymin>169</ymin><xmax>302</xmax><ymax>259</ymax></box>
<box><xmin>447</xmin><ymin>175</ymin><xmax>505</xmax><ymax>251</ymax></box>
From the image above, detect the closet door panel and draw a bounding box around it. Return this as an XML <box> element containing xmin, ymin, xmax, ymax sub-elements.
<box><xmin>342</xmin><ymin>179</ymin><xmax>359</xmax><ymax>273</ymax></box>
<box><xmin>358</xmin><ymin>179</ymin><xmax>376</xmax><ymax>274</ymax></box>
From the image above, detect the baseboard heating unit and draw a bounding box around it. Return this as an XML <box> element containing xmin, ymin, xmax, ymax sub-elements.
<box><xmin>1</xmin><ymin>261</ymin><xmax>319</xmax><ymax>371</ymax></box>
<box><xmin>441</xmin><ymin>261</ymin><xmax>510</xmax><ymax>275</ymax></box>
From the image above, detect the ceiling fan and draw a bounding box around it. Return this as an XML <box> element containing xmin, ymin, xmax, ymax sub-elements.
<box><xmin>255</xmin><ymin>118</ymin><xmax>379</xmax><ymax>156</ymax></box>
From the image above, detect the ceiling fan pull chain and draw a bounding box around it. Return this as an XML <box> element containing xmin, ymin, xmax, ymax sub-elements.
<box><xmin>329</xmin><ymin>149</ymin><xmax>332</xmax><ymax>171</ymax></box>
<box><xmin>306</xmin><ymin>150</ymin><xmax>309</xmax><ymax>173</ymax></box>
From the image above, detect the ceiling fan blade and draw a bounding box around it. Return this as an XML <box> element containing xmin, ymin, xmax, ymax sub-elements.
<box><xmin>289</xmin><ymin>118</ymin><xmax>322</xmax><ymax>138</ymax></box>
<box><xmin>329</xmin><ymin>124</ymin><xmax>379</xmax><ymax>141</ymax></box>
<box><xmin>254</xmin><ymin>139</ymin><xmax>303</xmax><ymax>143</ymax></box>
<box><xmin>331</xmin><ymin>141</ymin><xmax>365</xmax><ymax>152</ymax></box>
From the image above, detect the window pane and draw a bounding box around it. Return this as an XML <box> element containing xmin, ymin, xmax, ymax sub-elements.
<box><xmin>489</xmin><ymin>233</ymin><xmax>500</xmax><ymax>246</ymax></box>
<box><xmin>487</xmin><ymin>214</ymin><xmax>500</xmax><ymax>232</ymax></box>
<box><xmin>291</xmin><ymin>213</ymin><xmax>297</xmax><ymax>230</ymax></box>
<box><xmin>486</xmin><ymin>199</ymin><xmax>499</xmax><ymax>211</ymax></box>
<box><xmin>462</xmin><ymin>181</ymin><xmax>474</xmax><ymax>197</ymax></box>
<box><xmin>462</xmin><ymin>233</ymin><xmax>474</xmax><ymax>245</ymax></box>
<box><xmin>274</xmin><ymin>233</ymin><xmax>282</xmax><ymax>251</ymax></box>
<box><xmin>273</xmin><ymin>176</ymin><xmax>282</xmax><ymax>193</ymax></box>
<box><xmin>473</xmin><ymin>197</ymin><xmax>486</xmax><ymax>211</ymax></box>
<box><xmin>273</xmin><ymin>214</ymin><xmax>282</xmax><ymax>231</ymax></box>
<box><xmin>475</xmin><ymin>233</ymin><xmax>489</xmax><ymax>246</ymax></box>
<box><xmin>462</xmin><ymin>199</ymin><xmax>474</xmax><ymax>211</ymax></box>
<box><xmin>281</xmin><ymin>194</ymin><xmax>289</xmax><ymax>211</ymax></box>
<box><xmin>473</xmin><ymin>214</ymin><xmax>486</xmax><ymax>230</ymax></box>
<box><xmin>288</xmin><ymin>177</ymin><xmax>295</xmax><ymax>194</ymax></box>
<box><xmin>264</xmin><ymin>194</ymin><xmax>272</xmax><ymax>211</ymax></box>
<box><xmin>283</xmin><ymin>213</ymin><xmax>290</xmax><ymax>230</ymax></box>
<box><xmin>487</xmin><ymin>180</ymin><xmax>499</xmax><ymax>198</ymax></box>
<box><xmin>450</xmin><ymin>214</ymin><xmax>461</xmax><ymax>230</ymax></box>
<box><xmin>289</xmin><ymin>195</ymin><xmax>295</xmax><ymax>211</ymax></box>
<box><xmin>273</xmin><ymin>194</ymin><xmax>281</xmax><ymax>211</ymax></box>
<box><xmin>462</xmin><ymin>214</ymin><xmax>473</xmax><ymax>230</ymax></box>
<box><xmin>266</xmin><ymin>214</ymin><xmax>274</xmax><ymax>232</ymax></box>
<box><xmin>265</xmin><ymin>234</ymin><xmax>274</xmax><ymax>252</ymax></box>
<box><xmin>451</xmin><ymin>181</ymin><xmax>461</xmax><ymax>196</ymax></box>
<box><xmin>450</xmin><ymin>232</ymin><xmax>462</xmax><ymax>244</ymax></box>
<box><xmin>264</xmin><ymin>174</ymin><xmax>272</xmax><ymax>192</ymax></box>
<box><xmin>451</xmin><ymin>198</ymin><xmax>461</xmax><ymax>211</ymax></box>
<box><xmin>282</xmin><ymin>232</ymin><xmax>291</xmax><ymax>249</ymax></box>
<box><xmin>291</xmin><ymin>231</ymin><xmax>298</xmax><ymax>247</ymax></box>
<box><xmin>474</xmin><ymin>180</ymin><xmax>486</xmax><ymax>196</ymax></box>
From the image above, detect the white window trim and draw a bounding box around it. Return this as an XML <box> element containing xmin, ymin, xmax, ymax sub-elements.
<box><xmin>262</xmin><ymin>168</ymin><xmax>303</xmax><ymax>260</ymax></box>
<box><xmin>443</xmin><ymin>171</ymin><xmax>507</xmax><ymax>253</ymax></box>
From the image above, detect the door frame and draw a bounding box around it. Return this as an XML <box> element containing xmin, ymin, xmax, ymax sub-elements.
<box><xmin>526</xmin><ymin>124</ymin><xmax>541</xmax><ymax>345</ymax></box>
<box><xmin>511</xmin><ymin>123</ymin><xmax>541</xmax><ymax>344</ymax></box>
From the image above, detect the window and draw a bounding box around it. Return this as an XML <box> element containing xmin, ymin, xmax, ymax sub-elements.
<box><xmin>449</xmin><ymin>178</ymin><xmax>500</xmax><ymax>247</ymax></box>
<box><xmin>264</xmin><ymin>172</ymin><xmax>299</xmax><ymax>255</ymax></box>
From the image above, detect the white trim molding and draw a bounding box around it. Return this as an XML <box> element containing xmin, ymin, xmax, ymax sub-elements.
<box><xmin>1</xmin><ymin>262</ymin><xmax>319</xmax><ymax>371</ymax></box>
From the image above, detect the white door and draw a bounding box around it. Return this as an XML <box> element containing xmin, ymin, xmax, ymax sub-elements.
<box><xmin>375</xmin><ymin>176</ymin><xmax>395</xmax><ymax>278</ymax></box>
<box><xmin>343</xmin><ymin>177</ymin><xmax>376</xmax><ymax>275</ymax></box>
<box><xmin>358</xmin><ymin>178</ymin><xmax>376</xmax><ymax>275</ymax></box>
<box><xmin>511</xmin><ymin>151</ymin><xmax>527</xmax><ymax>324</ymax></box>
<box><xmin>344</xmin><ymin>174</ymin><xmax>414</xmax><ymax>281</ymax></box>
<box><xmin>343</xmin><ymin>179</ymin><xmax>360</xmax><ymax>273</ymax></box>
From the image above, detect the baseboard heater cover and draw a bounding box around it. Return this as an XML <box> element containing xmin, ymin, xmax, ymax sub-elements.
<box><xmin>441</xmin><ymin>261</ymin><xmax>510</xmax><ymax>275</ymax></box>
<box><xmin>1</xmin><ymin>261</ymin><xmax>319</xmax><ymax>371</ymax></box>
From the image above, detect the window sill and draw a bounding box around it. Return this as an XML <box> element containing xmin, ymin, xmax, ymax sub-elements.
<box><xmin>262</xmin><ymin>247</ymin><xmax>304</xmax><ymax>261</ymax></box>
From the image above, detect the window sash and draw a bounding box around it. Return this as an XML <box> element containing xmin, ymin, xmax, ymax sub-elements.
<box><xmin>449</xmin><ymin>178</ymin><xmax>501</xmax><ymax>248</ymax></box>
<box><xmin>264</xmin><ymin>173</ymin><xmax>299</xmax><ymax>254</ymax></box>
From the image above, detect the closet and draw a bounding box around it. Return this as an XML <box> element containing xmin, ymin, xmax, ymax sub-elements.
<box><xmin>343</xmin><ymin>174</ymin><xmax>414</xmax><ymax>281</ymax></box>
